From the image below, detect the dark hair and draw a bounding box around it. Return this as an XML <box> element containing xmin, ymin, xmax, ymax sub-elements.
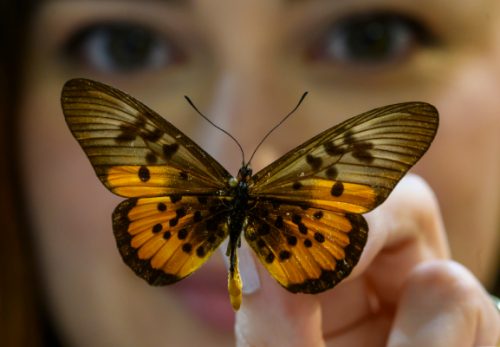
<box><xmin>0</xmin><ymin>1</ymin><xmax>62</xmax><ymax>346</ymax></box>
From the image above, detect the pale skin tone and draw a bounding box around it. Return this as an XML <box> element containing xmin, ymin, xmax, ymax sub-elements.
<box><xmin>18</xmin><ymin>0</ymin><xmax>499</xmax><ymax>346</ymax></box>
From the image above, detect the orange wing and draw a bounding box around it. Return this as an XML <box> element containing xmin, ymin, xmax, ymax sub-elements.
<box><xmin>113</xmin><ymin>195</ymin><xmax>230</xmax><ymax>284</ymax></box>
<box><xmin>245</xmin><ymin>202</ymin><xmax>367</xmax><ymax>292</ymax></box>
<box><xmin>247</xmin><ymin>102</ymin><xmax>438</xmax><ymax>292</ymax></box>
<box><xmin>61</xmin><ymin>78</ymin><xmax>231</xmax><ymax>197</ymax></box>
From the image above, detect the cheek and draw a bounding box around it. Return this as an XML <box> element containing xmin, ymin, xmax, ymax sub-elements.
<box><xmin>20</xmin><ymin>83</ymin><xmax>120</xmax><ymax>249</ymax></box>
<box><xmin>415</xmin><ymin>61</ymin><xmax>500</xmax><ymax>283</ymax></box>
<box><xmin>425</xmin><ymin>61</ymin><xmax>500</xmax><ymax>219</ymax></box>
<box><xmin>18</xmin><ymin>81</ymin><xmax>126</xmax><ymax>310</ymax></box>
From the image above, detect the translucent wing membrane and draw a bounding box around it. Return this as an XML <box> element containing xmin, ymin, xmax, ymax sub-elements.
<box><xmin>62</xmin><ymin>79</ymin><xmax>231</xmax><ymax>197</ymax></box>
<box><xmin>245</xmin><ymin>201</ymin><xmax>368</xmax><ymax>293</ymax></box>
<box><xmin>250</xmin><ymin>102</ymin><xmax>439</xmax><ymax>212</ymax></box>
<box><xmin>113</xmin><ymin>195</ymin><xmax>230</xmax><ymax>285</ymax></box>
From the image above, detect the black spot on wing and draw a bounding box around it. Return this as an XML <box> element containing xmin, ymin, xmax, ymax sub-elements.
<box><xmin>306</xmin><ymin>154</ymin><xmax>323</xmax><ymax>170</ymax></box>
<box><xmin>344</xmin><ymin>130</ymin><xmax>355</xmax><ymax>145</ymax></box>
<box><xmin>116</xmin><ymin>124</ymin><xmax>137</xmax><ymax>143</ymax></box>
<box><xmin>152</xmin><ymin>223</ymin><xmax>162</xmax><ymax>233</ymax></box>
<box><xmin>182</xmin><ymin>243</ymin><xmax>192</xmax><ymax>254</ymax></box>
<box><xmin>324</xmin><ymin>141</ymin><xmax>344</xmax><ymax>156</ymax></box>
<box><xmin>265</xmin><ymin>253</ymin><xmax>275</xmax><ymax>263</ymax></box>
<box><xmin>314</xmin><ymin>232</ymin><xmax>325</xmax><ymax>243</ymax></box>
<box><xmin>196</xmin><ymin>246</ymin><xmax>206</xmax><ymax>258</ymax></box>
<box><xmin>279</xmin><ymin>250</ymin><xmax>291</xmax><ymax>261</ymax></box>
<box><xmin>325</xmin><ymin>166</ymin><xmax>338</xmax><ymax>179</ymax></box>
<box><xmin>157</xmin><ymin>202</ymin><xmax>167</xmax><ymax>212</ymax></box>
<box><xmin>298</xmin><ymin>223</ymin><xmax>308</xmax><ymax>235</ymax></box>
<box><xmin>145</xmin><ymin>152</ymin><xmax>157</xmax><ymax>164</ymax></box>
<box><xmin>287</xmin><ymin>235</ymin><xmax>297</xmax><ymax>246</ymax></box>
<box><xmin>170</xmin><ymin>194</ymin><xmax>182</xmax><ymax>203</ymax></box>
<box><xmin>178</xmin><ymin>228</ymin><xmax>188</xmax><ymax>240</ymax></box>
<box><xmin>351</xmin><ymin>142</ymin><xmax>374</xmax><ymax>163</ymax></box>
<box><xmin>313</xmin><ymin>211</ymin><xmax>323</xmax><ymax>220</ymax></box>
<box><xmin>169</xmin><ymin>218</ymin><xmax>179</xmax><ymax>227</ymax></box>
<box><xmin>143</xmin><ymin>128</ymin><xmax>163</xmax><ymax>142</ymax></box>
<box><xmin>330</xmin><ymin>182</ymin><xmax>344</xmax><ymax>197</ymax></box>
<box><xmin>138</xmin><ymin>166</ymin><xmax>150</xmax><ymax>182</ymax></box>
<box><xmin>274</xmin><ymin>216</ymin><xmax>284</xmax><ymax>229</ymax></box>
<box><xmin>162</xmin><ymin>143</ymin><xmax>179</xmax><ymax>159</ymax></box>
<box><xmin>176</xmin><ymin>208</ymin><xmax>187</xmax><ymax>218</ymax></box>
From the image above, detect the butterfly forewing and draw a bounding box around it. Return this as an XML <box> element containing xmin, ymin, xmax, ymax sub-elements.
<box><xmin>250</xmin><ymin>102</ymin><xmax>438</xmax><ymax>212</ymax></box>
<box><xmin>113</xmin><ymin>195</ymin><xmax>230</xmax><ymax>285</ymax></box>
<box><xmin>62</xmin><ymin>78</ymin><xmax>231</xmax><ymax>197</ymax></box>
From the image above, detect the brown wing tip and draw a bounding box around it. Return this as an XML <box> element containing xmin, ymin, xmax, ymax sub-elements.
<box><xmin>286</xmin><ymin>214</ymin><xmax>368</xmax><ymax>294</ymax></box>
<box><xmin>112</xmin><ymin>198</ymin><xmax>180</xmax><ymax>286</ymax></box>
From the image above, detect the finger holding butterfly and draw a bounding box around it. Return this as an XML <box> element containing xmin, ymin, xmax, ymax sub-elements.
<box><xmin>236</xmin><ymin>175</ymin><xmax>499</xmax><ymax>346</ymax></box>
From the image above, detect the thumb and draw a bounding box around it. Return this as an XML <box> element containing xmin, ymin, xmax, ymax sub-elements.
<box><xmin>234</xmin><ymin>244</ymin><xmax>325</xmax><ymax>347</ymax></box>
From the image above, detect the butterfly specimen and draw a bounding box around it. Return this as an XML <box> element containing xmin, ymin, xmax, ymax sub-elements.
<box><xmin>61</xmin><ymin>78</ymin><xmax>438</xmax><ymax>310</ymax></box>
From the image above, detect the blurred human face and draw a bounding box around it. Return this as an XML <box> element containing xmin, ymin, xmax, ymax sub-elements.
<box><xmin>19</xmin><ymin>0</ymin><xmax>500</xmax><ymax>346</ymax></box>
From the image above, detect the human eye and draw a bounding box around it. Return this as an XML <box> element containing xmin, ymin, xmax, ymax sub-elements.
<box><xmin>308</xmin><ymin>11</ymin><xmax>437</xmax><ymax>66</ymax></box>
<box><xmin>62</xmin><ymin>21</ymin><xmax>185</xmax><ymax>73</ymax></box>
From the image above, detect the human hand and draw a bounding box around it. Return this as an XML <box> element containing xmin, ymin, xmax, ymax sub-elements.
<box><xmin>235</xmin><ymin>175</ymin><xmax>500</xmax><ymax>347</ymax></box>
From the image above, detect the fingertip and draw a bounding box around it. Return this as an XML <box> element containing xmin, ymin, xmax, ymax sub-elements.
<box><xmin>235</xmin><ymin>262</ymin><xmax>325</xmax><ymax>347</ymax></box>
<box><xmin>388</xmin><ymin>260</ymin><xmax>500</xmax><ymax>347</ymax></box>
<box><xmin>364</xmin><ymin>173</ymin><xmax>449</xmax><ymax>261</ymax></box>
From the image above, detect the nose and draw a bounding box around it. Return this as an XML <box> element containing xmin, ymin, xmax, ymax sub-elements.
<box><xmin>192</xmin><ymin>0</ymin><xmax>305</xmax><ymax>174</ymax></box>
<box><xmin>205</xmin><ymin>71</ymin><xmax>283</xmax><ymax>172</ymax></box>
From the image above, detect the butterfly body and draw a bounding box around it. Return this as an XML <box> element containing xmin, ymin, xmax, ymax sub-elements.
<box><xmin>224</xmin><ymin>166</ymin><xmax>253</xmax><ymax>309</ymax></box>
<box><xmin>62</xmin><ymin>78</ymin><xmax>438</xmax><ymax>310</ymax></box>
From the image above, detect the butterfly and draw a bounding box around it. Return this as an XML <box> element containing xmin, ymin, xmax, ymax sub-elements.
<box><xmin>61</xmin><ymin>78</ymin><xmax>438</xmax><ymax>310</ymax></box>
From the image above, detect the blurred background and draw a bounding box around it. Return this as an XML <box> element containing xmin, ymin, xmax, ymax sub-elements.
<box><xmin>1</xmin><ymin>1</ymin><xmax>499</xmax><ymax>346</ymax></box>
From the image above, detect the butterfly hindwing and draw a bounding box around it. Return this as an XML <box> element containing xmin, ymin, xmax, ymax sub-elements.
<box><xmin>245</xmin><ymin>201</ymin><xmax>368</xmax><ymax>293</ymax></box>
<box><xmin>61</xmin><ymin>78</ymin><xmax>231</xmax><ymax>197</ymax></box>
<box><xmin>250</xmin><ymin>102</ymin><xmax>438</xmax><ymax>212</ymax></box>
<box><xmin>113</xmin><ymin>195</ymin><xmax>230</xmax><ymax>285</ymax></box>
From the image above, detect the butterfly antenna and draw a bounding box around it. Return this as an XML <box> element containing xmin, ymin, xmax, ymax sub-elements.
<box><xmin>248</xmin><ymin>91</ymin><xmax>308</xmax><ymax>164</ymax></box>
<box><xmin>184</xmin><ymin>96</ymin><xmax>245</xmax><ymax>165</ymax></box>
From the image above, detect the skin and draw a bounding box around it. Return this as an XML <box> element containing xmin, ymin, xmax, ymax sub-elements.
<box><xmin>18</xmin><ymin>0</ymin><xmax>499</xmax><ymax>346</ymax></box>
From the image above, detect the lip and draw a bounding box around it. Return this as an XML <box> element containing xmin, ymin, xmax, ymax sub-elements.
<box><xmin>170</xmin><ymin>258</ymin><xmax>235</xmax><ymax>332</ymax></box>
